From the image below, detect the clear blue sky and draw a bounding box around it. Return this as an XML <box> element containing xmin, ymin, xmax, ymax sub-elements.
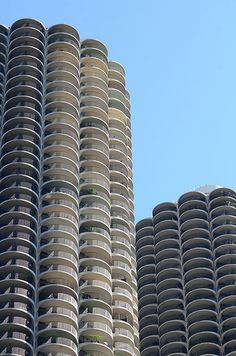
<box><xmin>1</xmin><ymin>0</ymin><xmax>236</xmax><ymax>221</ymax></box>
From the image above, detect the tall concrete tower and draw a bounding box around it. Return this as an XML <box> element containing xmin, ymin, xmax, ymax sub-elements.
<box><xmin>136</xmin><ymin>186</ymin><xmax>236</xmax><ymax>356</ymax></box>
<box><xmin>0</xmin><ymin>18</ymin><xmax>139</xmax><ymax>356</ymax></box>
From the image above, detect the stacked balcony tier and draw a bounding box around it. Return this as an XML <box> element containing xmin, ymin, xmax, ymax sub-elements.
<box><xmin>0</xmin><ymin>18</ymin><xmax>137</xmax><ymax>356</ymax></box>
<box><xmin>136</xmin><ymin>187</ymin><xmax>236</xmax><ymax>356</ymax></box>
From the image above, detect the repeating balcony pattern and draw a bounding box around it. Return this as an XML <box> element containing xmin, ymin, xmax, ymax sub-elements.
<box><xmin>136</xmin><ymin>187</ymin><xmax>236</xmax><ymax>356</ymax></box>
<box><xmin>0</xmin><ymin>19</ymin><xmax>138</xmax><ymax>356</ymax></box>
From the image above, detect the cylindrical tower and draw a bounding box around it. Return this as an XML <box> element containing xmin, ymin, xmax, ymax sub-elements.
<box><xmin>136</xmin><ymin>186</ymin><xmax>236</xmax><ymax>356</ymax></box>
<box><xmin>0</xmin><ymin>18</ymin><xmax>138</xmax><ymax>356</ymax></box>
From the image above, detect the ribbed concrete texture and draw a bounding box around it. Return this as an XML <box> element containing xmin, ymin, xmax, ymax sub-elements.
<box><xmin>0</xmin><ymin>19</ymin><xmax>139</xmax><ymax>356</ymax></box>
<box><xmin>136</xmin><ymin>186</ymin><xmax>236</xmax><ymax>356</ymax></box>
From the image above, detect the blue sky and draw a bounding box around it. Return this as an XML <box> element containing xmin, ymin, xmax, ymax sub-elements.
<box><xmin>1</xmin><ymin>0</ymin><xmax>236</xmax><ymax>221</ymax></box>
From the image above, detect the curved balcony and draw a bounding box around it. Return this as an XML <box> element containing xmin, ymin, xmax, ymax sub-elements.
<box><xmin>179</xmin><ymin>199</ymin><xmax>207</xmax><ymax>216</ymax></box>
<box><xmin>183</xmin><ymin>247</ymin><xmax>212</xmax><ymax>264</ymax></box>
<box><xmin>178</xmin><ymin>191</ymin><xmax>206</xmax><ymax>207</ymax></box>
<box><xmin>81</xmin><ymin>46</ymin><xmax>108</xmax><ymax>66</ymax></box>
<box><xmin>180</xmin><ymin>218</ymin><xmax>209</xmax><ymax>234</ymax></box>
<box><xmin>160</xmin><ymin>341</ymin><xmax>187</xmax><ymax>356</ymax></box>
<box><xmin>9</xmin><ymin>37</ymin><xmax>44</xmax><ymax>58</ymax></box>
<box><xmin>180</xmin><ymin>208</ymin><xmax>208</xmax><ymax>225</ymax></box>
<box><xmin>10</xmin><ymin>18</ymin><xmax>45</xmax><ymax>33</ymax></box>
<box><xmin>47</xmin><ymin>49</ymin><xmax>79</xmax><ymax>73</ymax></box>
<box><xmin>183</xmin><ymin>255</ymin><xmax>213</xmax><ymax>275</ymax></box>
<box><xmin>79</xmin><ymin>341</ymin><xmax>112</xmax><ymax>356</ymax></box>
<box><xmin>79</xmin><ymin>237</ymin><xmax>111</xmax><ymax>264</ymax></box>
<box><xmin>37</xmin><ymin>329</ymin><xmax>77</xmax><ymax>356</ymax></box>
<box><xmin>10</xmin><ymin>24</ymin><xmax>44</xmax><ymax>42</ymax></box>
<box><xmin>47</xmin><ymin>81</ymin><xmax>79</xmax><ymax>100</ymax></box>
<box><xmin>182</xmin><ymin>237</ymin><xmax>211</xmax><ymax>255</ymax></box>
<box><xmin>185</xmin><ymin>276</ymin><xmax>214</xmax><ymax>295</ymax></box>
<box><xmin>78</xmin><ymin>321</ymin><xmax>112</xmax><ymax>352</ymax></box>
<box><xmin>47</xmin><ymin>40</ymin><xmax>79</xmax><ymax>59</ymax></box>
<box><xmin>213</xmin><ymin>224</ymin><xmax>236</xmax><ymax>239</ymax></box>
<box><xmin>48</xmin><ymin>32</ymin><xmax>79</xmax><ymax>49</ymax></box>
<box><xmin>48</xmin><ymin>23</ymin><xmax>79</xmax><ymax>40</ymax></box>
<box><xmin>186</xmin><ymin>298</ymin><xmax>217</xmax><ymax>316</ymax></box>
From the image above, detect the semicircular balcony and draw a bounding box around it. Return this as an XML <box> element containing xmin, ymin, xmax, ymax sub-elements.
<box><xmin>160</xmin><ymin>341</ymin><xmax>187</xmax><ymax>356</ymax></box>
<box><xmin>78</xmin><ymin>319</ymin><xmax>112</xmax><ymax>354</ymax></box>
<box><xmin>81</xmin><ymin>61</ymin><xmax>107</xmax><ymax>82</ymax></box>
<box><xmin>113</xmin><ymin>321</ymin><xmax>134</xmax><ymax>351</ymax></box>
<box><xmin>223</xmin><ymin>340</ymin><xmax>236</xmax><ymax>355</ymax></box>
<box><xmin>213</xmin><ymin>224</ymin><xmax>236</xmax><ymax>240</ymax></box>
<box><xmin>185</xmin><ymin>287</ymin><xmax>216</xmax><ymax>308</ymax></box>
<box><xmin>110</xmin><ymin>127</ymin><xmax>127</xmax><ymax>150</ymax></box>
<box><xmin>180</xmin><ymin>208</ymin><xmax>208</xmax><ymax>225</ymax></box>
<box><xmin>7</xmin><ymin>55</ymin><xmax>43</xmax><ymax>78</ymax></box>
<box><xmin>37</xmin><ymin>311</ymin><xmax>78</xmax><ymax>352</ymax></box>
<box><xmin>187</xmin><ymin>308</ymin><xmax>218</xmax><ymax>326</ymax></box>
<box><xmin>188</xmin><ymin>319</ymin><xmax>219</xmax><ymax>339</ymax></box>
<box><xmin>157</xmin><ymin>278</ymin><xmax>183</xmax><ymax>298</ymax></box>
<box><xmin>185</xmin><ymin>276</ymin><xmax>214</xmax><ymax>295</ymax></box>
<box><xmin>8</xmin><ymin>35</ymin><xmax>44</xmax><ymax>57</ymax></box>
<box><xmin>10</xmin><ymin>24</ymin><xmax>44</xmax><ymax>42</ymax></box>
<box><xmin>158</xmin><ymin>288</ymin><xmax>183</xmax><ymax>307</ymax></box>
<box><xmin>0</xmin><ymin>330</ymin><xmax>34</xmax><ymax>356</ymax></box>
<box><xmin>47</xmin><ymin>39</ymin><xmax>79</xmax><ymax>59</ymax></box>
<box><xmin>8</xmin><ymin>41</ymin><xmax>44</xmax><ymax>63</ymax></box>
<box><xmin>160</xmin><ymin>330</ymin><xmax>186</xmax><ymax>349</ymax></box>
<box><xmin>183</xmin><ymin>247</ymin><xmax>212</xmax><ymax>265</ymax></box>
<box><xmin>47</xmin><ymin>49</ymin><xmax>79</xmax><ymax>74</ymax></box>
<box><xmin>209</xmin><ymin>187</ymin><xmax>236</xmax><ymax>201</ymax></box>
<box><xmin>155</xmin><ymin>228</ymin><xmax>179</xmax><ymax>245</ymax></box>
<box><xmin>138</xmin><ymin>291</ymin><xmax>157</xmax><ymax>312</ymax></box>
<box><xmin>212</xmin><ymin>215</ymin><xmax>236</xmax><ymax>231</ymax></box>
<box><xmin>153</xmin><ymin>208</ymin><xmax>177</xmax><ymax>226</ymax></box>
<box><xmin>179</xmin><ymin>199</ymin><xmax>207</xmax><ymax>216</ymax></box>
<box><xmin>108</xmin><ymin>61</ymin><xmax>125</xmax><ymax>76</ymax></box>
<box><xmin>81</xmin><ymin>74</ymin><xmax>108</xmax><ymax>95</ymax></box>
<box><xmin>178</xmin><ymin>191</ymin><xmax>207</xmax><ymax>207</ymax></box>
<box><xmin>39</xmin><ymin>248</ymin><xmax>78</xmax><ymax>291</ymax></box>
<box><xmin>154</xmin><ymin>219</ymin><xmax>178</xmax><ymax>235</ymax></box>
<box><xmin>48</xmin><ymin>23</ymin><xmax>79</xmax><ymax>41</ymax></box>
<box><xmin>37</xmin><ymin>329</ymin><xmax>77</xmax><ymax>356</ymax></box>
<box><xmin>136</xmin><ymin>233</ymin><xmax>154</xmax><ymax>252</ymax></box>
<box><xmin>81</xmin><ymin>45</ymin><xmax>108</xmax><ymax>65</ymax></box>
<box><xmin>48</xmin><ymin>31</ymin><xmax>79</xmax><ymax>49</ymax></box>
<box><xmin>10</xmin><ymin>18</ymin><xmax>45</xmax><ymax>33</ymax></box>
<box><xmin>189</xmin><ymin>331</ymin><xmax>221</xmax><ymax>352</ymax></box>
<box><xmin>182</xmin><ymin>237</ymin><xmax>211</xmax><ymax>255</ymax></box>
<box><xmin>186</xmin><ymin>298</ymin><xmax>217</xmax><ymax>317</ymax></box>
<box><xmin>183</xmin><ymin>256</ymin><xmax>213</xmax><ymax>275</ymax></box>
<box><xmin>189</xmin><ymin>343</ymin><xmax>222</xmax><ymax>356</ymax></box>
<box><xmin>155</xmin><ymin>237</ymin><xmax>179</xmax><ymax>255</ymax></box>
<box><xmin>159</xmin><ymin>319</ymin><xmax>185</xmax><ymax>338</ymax></box>
<box><xmin>6</xmin><ymin>62</ymin><xmax>43</xmax><ymax>83</ymax></box>
<box><xmin>180</xmin><ymin>225</ymin><xmax>210</xmax><ymax>245</ymax></box>
<box><xmin>5</xmin><ymin>76</ymin><xmax>43</xmax><ymax>100</ymax></box>
<box><xmin>209</xmin><ymin>195</ymin><xmax>236</xmax><ymax>213</ymax></box>
<box><xmin>180</xmin><ymin>218</ymin><xmax>209</xmax><ymax>235</ymax></box>
<box><xmin>158</xmin><ymin>308</ymin><xmax>185</xmax><ymax>327</ymax></box>
<box><xmin>79</xmin><ymin>235</ymin><xmax>111</xmax><ymax>266</ymax></box>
